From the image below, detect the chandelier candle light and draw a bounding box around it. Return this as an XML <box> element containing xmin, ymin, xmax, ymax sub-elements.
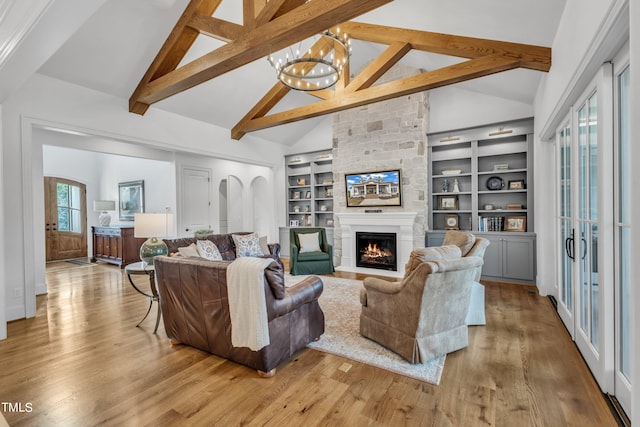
<box><xmin>267</xmin><ymin>27</ymin><xmax>351</xmax><ymax>91</ymax></box>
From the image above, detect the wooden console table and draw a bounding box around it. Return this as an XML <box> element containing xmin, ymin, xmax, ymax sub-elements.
<box><xmin>91</xmin><ymin>226</ymin><xmax>145</xmax><ymax>268</ymax></box>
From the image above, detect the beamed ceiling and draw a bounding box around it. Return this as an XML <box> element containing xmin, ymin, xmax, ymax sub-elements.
<box><xmin>129</xmin><ymin>0</ymin><xmax>552</xmax><ymax>141</ymax></box>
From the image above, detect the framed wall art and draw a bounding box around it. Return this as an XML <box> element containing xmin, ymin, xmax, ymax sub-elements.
<box><xmin>119</xmin><ymin>180</ymin><xmax>144</xmax><ymax>221</ymax></box>
<box><xmin>504</xmin><ymin>216</ymin><xmax>526</xmax><ymax>232</ymax></box>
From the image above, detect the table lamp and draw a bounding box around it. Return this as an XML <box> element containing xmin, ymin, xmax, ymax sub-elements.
<box><xmin>93</xmin><ymin>200</ymin><xmax>116</xmax><ymax>226</ymax></box>
<box><xmin>134</xmin><ymin>212</ymin><xmax>174</xmax><ymax>265</ymax></box>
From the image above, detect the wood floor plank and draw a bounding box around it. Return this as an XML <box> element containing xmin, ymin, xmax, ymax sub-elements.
<box><xmin>0</xmin><ymin>261</ymin><xmax>619</xmax><ymax>426</ymax></box>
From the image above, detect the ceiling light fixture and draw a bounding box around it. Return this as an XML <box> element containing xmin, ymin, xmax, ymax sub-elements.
<box><xmin>267</xmin><ymin>27</ymin><xmax>351</xmax><ymax>91</ymax></box>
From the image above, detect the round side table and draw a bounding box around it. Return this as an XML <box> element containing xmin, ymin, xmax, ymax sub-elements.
<box><xmin>124</xmin><ymin>261</ymin><xmax>161</xmax><ymax>333</ymax></box>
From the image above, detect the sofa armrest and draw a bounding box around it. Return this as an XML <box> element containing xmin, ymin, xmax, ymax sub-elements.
<box><xmin>268</xmin><ymin>242</ymin><xmax>281</xmax><ymax>258</ymax></box>
<box><xmin>268</xmin><ymin>276</ymin><xmax>323</xmax><ymax>319</ymax></box>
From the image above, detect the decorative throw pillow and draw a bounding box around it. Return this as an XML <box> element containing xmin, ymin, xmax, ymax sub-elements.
<box><xmin>178</xmin><ymin>243</ymin><xmax>201</xmax><ymax>258</ymax></box>
<box><xmin>196</xmin><ymin>240</ymin><xmax>223</xmax><ymax>260</ymax></box>
<box><xmin>259</xmin><ymin>235</ymin><xmax>270</xmax><ymax>256</ymax></box>
<box><xmin>298</xmin><ymin>232</ymin><xmax>321</xmax><ymax>253</ymax></box>
<box><xmin>442</xmin><ymin>230</ymin><xmax>476</xmax><ymax>256</ymax></box>
<box><xmin>232</xmin><ymin>233</ymin><xmax>264</xmax><ymax>257</ymax></box>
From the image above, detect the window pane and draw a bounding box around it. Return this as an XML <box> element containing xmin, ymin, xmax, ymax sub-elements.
<box><xmin>620</xmin><ymin>226</ymin><xmax>630</xmax><ymax>378</ymax></box>
<box><xmin>57</xmin><ymin>183</ymin><xmax>69</xmax><ymax>207</ymax></box>
<box><xmin>70</xmin><ymin>209</ymin><xmax>81</xmax><ymax>233</ymax></box>
<box><xmin>588</xmin><ymin>94</ymin><xmax>598</xmax><ymax>221</ymax></box>
<box><xmin>70</xmin><ymin>185</ymin><xmax>81</xmax><ymax>210</ymax></box>
<box><xmin>618</xmin><ymin>66</ymin><xmax>630</xmax><ymax>381</ymax></box>
<box><xmin>619</xmin><ymin>67</ymin><xmax>630</xmax><ymax>224</ymax></box>
<box><xmin>578</xmin><ymin>106</ymin><xmax>587</xmax><ymax>220</ymax></box>
<box><xmin>58</xmin><ymin>208</ymin><xmax>70</xmax><ymax>231</ymax></box>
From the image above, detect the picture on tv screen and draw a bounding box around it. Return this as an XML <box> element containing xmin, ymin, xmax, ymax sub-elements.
<box><xmin>345</xmin><ymin>169</ymin><xmax>402</xmax><ymax>207</ymax></box>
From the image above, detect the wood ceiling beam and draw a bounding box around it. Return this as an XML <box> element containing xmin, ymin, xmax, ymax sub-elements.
<box><xmin>130</xmin><ymin>0</ymin><xmax>392</xmax><ymax>114</ymax></box>
<box><xmin>187</xmin><ymin>14</ymin><xmax>244</xmax><ymax>42</ymax></box>
<box><xmin>346</xmin><ymin>41</ymin><xmax>411</xmax><ymax>92</ymax></box>
<box><xmin>129</xmin><ymin>0</ymin><xmax>224</xmax><ymax>115</ymax></box>
<box><xmin>342</xmin><ymin>21</ymin><xmax>551</xmax><ymax>72</ymax></box>
<box><xmin>231</xmin><ymin>55</ymin><xmax>521</xmax><ymax>139</ymax></box>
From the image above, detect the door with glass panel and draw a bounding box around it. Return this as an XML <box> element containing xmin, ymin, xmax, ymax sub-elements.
<box><xmin>613</xmin><ymin>63</ymin><xmax>631</xmax><ymax>415</ymax></box>
<box><xmin>557</xmin><ymin>64</ymin><xmax>614</xmax><ymax>394</ymax></box>
<box><xmin>44</xmin><ymin>177</ymin><xmax>87</xmax><ymax>261</ymax></box>
<box><xmin>556</xmin><ymin>120</ymin><xmax>574</xmax><ymax>336</ymax></box>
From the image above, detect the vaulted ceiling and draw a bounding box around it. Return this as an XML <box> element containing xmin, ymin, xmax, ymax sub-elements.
<box><xmin>36</xmin><ymin>0</ymin><xmax>566</xmax><ymax>145</ymax></box>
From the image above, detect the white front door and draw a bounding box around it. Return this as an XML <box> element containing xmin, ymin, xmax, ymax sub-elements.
<box><xmin>181</xmin><ymin>167</ymin><xmax>211</xmax><ymax>237</ymax></box>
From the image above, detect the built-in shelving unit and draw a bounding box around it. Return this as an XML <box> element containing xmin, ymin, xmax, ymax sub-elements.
<box><xmin>428</xmin><ymin>118</ymin><xmax>534</xmax><ymax>233</ymax></box>
<box><xmin>280</xmin><ymin>149</ymin><xmax>334</xmax><ymax>257</ymax></box>
<box><xmin>426</xmin><ymin>119</ymin><xmax>536</xmax><ymax>284</ymax></box>
<box><xmin>285</xmin><ymin>149</ymin><xmax>334</xmax><ymax>228</ymax></box>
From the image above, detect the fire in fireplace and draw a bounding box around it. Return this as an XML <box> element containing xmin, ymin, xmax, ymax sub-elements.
<box><xmin>356</xmin><ymin>232</ymin><xmax>397</xmax><ymax>271</ymax></box>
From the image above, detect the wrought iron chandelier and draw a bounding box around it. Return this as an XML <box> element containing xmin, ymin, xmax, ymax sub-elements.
<box><xmin>267</xmin><ymin>28</ymin><xmax>351</xmax><ymax>91</ymax></box>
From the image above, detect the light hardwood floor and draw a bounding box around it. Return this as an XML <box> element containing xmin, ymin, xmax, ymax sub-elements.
<box><xmin>0</xmin><ymin>260</ymin><xmax>617</xmax><ymax>426</ymax></box>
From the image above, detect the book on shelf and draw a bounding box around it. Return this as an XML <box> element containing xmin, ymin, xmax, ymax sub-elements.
<box><xmin>478</xmin><ymin>216</ymin><xmax>504</xmax><ymax>232</ymax></box>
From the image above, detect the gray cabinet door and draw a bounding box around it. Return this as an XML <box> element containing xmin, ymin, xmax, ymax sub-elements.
<box><xmin>482</xmin><ymin>236</ymin><xmax>504</xmax><ymax>278</ymax></box>
<box><xmin>502</xmin><ymin>236</ymin><xmax>535</xmax><ymax>281</ymax></box>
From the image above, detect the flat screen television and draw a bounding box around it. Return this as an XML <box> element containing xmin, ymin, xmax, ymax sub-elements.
<box><xmin>345</xmin><ymin>169</ymin><xmax>402</xmax><ymax>207</ymax></box>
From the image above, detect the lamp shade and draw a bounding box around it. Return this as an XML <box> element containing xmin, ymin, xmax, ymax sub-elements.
<box><xmin>134</xmin><ymin>213</ymin><xmax>175</xmax><ymax>265</ymax></box>
<box><xmin>93</xmin><ymin>200</ymin><xmax>116</xmax><ymax>211</ymax></box>
<box><xmin>133</xmin><ymin>213</ymin><xmax>174</xmax><ymax>238</ymax></box>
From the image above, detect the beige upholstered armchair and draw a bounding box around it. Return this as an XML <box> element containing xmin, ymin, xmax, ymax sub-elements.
<box><xmin>359</xmin><ymin>247</ymin><xmax>484</xmax><ymax>363</ymax></box>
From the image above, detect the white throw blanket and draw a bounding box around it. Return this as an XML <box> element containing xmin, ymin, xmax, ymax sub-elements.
<box><xmin>226</xmin><ymin>257</ymin><xmax>274</xmax><ymax>351</ymax></box>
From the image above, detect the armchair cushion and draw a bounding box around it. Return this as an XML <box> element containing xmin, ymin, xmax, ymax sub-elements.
<box><xmin>298</xmin><ymin>232</ymin><xmax>321</xmax><ymax>253</ymax></box>
<box><xmin>443</xmin><ymin>230</ymin><xmax>476</xmax><ymax>256</ymax></box>
<box><xmin>297</xmin><ymin>251</ymin><xmax>330</xmax><ymax>261</ymax></box>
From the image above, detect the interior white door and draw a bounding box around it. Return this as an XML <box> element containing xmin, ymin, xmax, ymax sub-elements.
<box><xmin>181</xmin><ymin>167</ymin><xmax>211</xmax><ymax>236</ymax></box>
<box><xmin>226</xmin><ymin>175</ymin><xmax>244</xmax><ymax>233</ymax></box>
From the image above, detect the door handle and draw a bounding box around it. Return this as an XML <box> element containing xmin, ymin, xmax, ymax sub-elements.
<box><xmin>580</xmin><ymin>232</ymin><xmax>587</xmax><ymax>260</ymax></box>
<box><xmin>565</xmin><ymin>229</ymin><xmax>575</xmax><ymax>260</ymax></box>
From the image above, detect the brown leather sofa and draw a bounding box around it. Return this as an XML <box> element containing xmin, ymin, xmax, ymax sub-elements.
<box><xmin>155</xmin><ymin>233</ymin><xmax>324</xmax><ymax>376</ymax></box>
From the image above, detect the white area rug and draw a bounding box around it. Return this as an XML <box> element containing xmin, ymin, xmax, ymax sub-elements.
<box><xmin>285</xmin><ymin>274</ymin><xmax>445</xmax><ymax>385</ymax></box>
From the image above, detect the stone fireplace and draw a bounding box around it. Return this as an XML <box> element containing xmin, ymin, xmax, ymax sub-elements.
<box><xmin>335</xmin><ymin>212</ymin><xmax>417</xmax><ymax>277</ymax></box>
<box><xmin>331</xmin><ymin>63</ymin><xmax>428</xmax><ymax>277</ymax></box>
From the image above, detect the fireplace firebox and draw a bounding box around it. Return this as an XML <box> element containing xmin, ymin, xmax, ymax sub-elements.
<box><xmin>355</xmin><ymin>232</ymin><xmax>397</xmax><ymax>271</ymax></box>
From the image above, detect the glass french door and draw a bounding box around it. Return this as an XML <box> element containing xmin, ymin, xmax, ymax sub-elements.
<box><xmin>556</xmin><ymin>120</ymin><xmax>574</xmax><ymax>335</ymax></box>
<box><xmin>556</xmin><ymin>63</ymin><xmax>615</xmax><ymax>396</ymax></box>
<box><xmin>556</xmin><ymin>59</ymin><xmax>631</xmax><ymax>418</ymax></box>
<box><xmin>613</xmin><ymin>63</ymin><xmax>631</xmax><ymax>415</ymax></box>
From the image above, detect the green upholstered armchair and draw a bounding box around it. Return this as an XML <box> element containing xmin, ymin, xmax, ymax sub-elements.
<box><xmin>289</xmin><ymin>228</ymin><xmax>335</xmax><ymax>275</ymax></box>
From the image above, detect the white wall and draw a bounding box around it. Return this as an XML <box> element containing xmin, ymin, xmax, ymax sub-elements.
<box><xmin>0</xmin><ymin>104</ymin><xmax>5</xmax><ymax>339</ymax></box>
<box><xmin>2</xmin><ymin>74</ymin><xmax>286</xmax><ymax>323</ymax></box>
<box><xmin>428</xmin><ymin>85</ymin><xmax>533</xmax><ymax>133</ymax></box>
<box><xmin>533</xmin><ymin>0</ymin><xmax>628</xmax><ymax>298</ymax></box>
<box><xmin>174</xmin><ymin>153</ymin><xmax>276</xmax><ymax>240</ymax></box>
